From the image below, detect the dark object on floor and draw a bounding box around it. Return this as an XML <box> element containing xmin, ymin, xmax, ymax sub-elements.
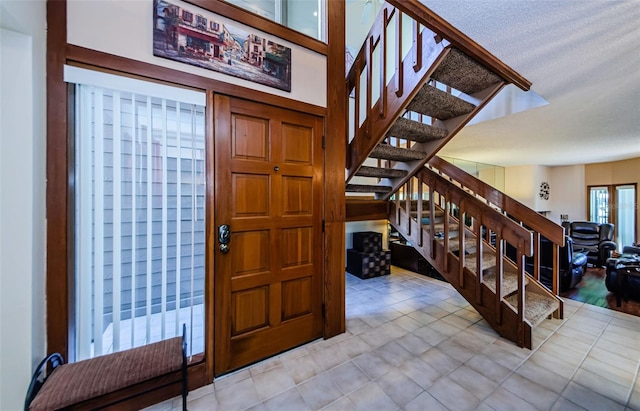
<box><xmin>562</xmin><ymin>221</ymin><xmax>616</xmax><ymax>267</ymax></box>
<box><xmin>605</xmin><ymin>245</ymin><xmax>640</xmax><ymax>305</ymax></box>
<box><xmin>390</xmin><ymin>241</ymin><xmax>446</xmax><ymax>281</ymax></box>
<box><xmin>25</xmin><ymin>325</ymin><xmax>188</xmax><ymax>411</ymax></box>
<box><xmin>347</xmin><ymin>231</ymin><xmax>390</xmax><ymax>279</ymax></box>
<box><xmin>526</xmin><ymin>235</ymin><xmax>587</xmax><ymax>293</ymax></box>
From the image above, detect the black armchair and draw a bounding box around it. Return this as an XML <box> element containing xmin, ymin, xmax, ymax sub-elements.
<box><xmin>562</xmin><ymin>221</ymin><xmax>617</xmax><ymax>267</ymax></box>
<box><xmin>605</xmin><ymin>245</ymin><xmax>640</xmax><ymax>302</ymax></box>
<box><xmin>526</xmin><ymin>235</ymin><xmax>587</xmax><ymax>293</ymax></box>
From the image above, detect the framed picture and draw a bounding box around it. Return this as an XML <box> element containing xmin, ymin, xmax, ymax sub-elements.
<box><xmin>153</xmin><ymin>0</ymin><xmax>292</xmax><ymax>92</ymax></box>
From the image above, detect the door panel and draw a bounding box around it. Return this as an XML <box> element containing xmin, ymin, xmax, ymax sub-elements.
<box><xmin>214</xmin><ymin>95</ymin><xmax>323</xmax><ymax>375</ymax></box>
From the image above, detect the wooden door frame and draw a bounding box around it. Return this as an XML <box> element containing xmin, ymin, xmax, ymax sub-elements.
<box><xmin>46</xmin><ymin>0</ymin><xmax>344</xmax><ymax>405</ymax></box>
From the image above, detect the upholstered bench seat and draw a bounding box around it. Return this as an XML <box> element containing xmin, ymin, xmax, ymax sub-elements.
<box><xmin>26</xmin><ymin>327</ymin><xmax>187</xmax><ymax>411</ymax></box>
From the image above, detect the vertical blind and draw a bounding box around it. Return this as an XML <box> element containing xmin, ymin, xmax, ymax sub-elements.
<box><xmin>74</xmin><ymin>81</ymin><xmax>206</xmax><ymax>361</ymax></box>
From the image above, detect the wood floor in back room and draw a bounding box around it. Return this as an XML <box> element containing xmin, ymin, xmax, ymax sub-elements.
<box><xmin>562</xmin><ymin>267</ymin><xmax>640</xmax><ymax>317</ymax></box>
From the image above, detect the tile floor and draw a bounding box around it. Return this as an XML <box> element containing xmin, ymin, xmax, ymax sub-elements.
<box><xmin>144</xmin><ymin>267</ymin><xmax>640</xmax><ymax>411</ymax></box>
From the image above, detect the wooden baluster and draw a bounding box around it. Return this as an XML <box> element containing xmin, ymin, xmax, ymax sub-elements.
<box><xmin>417</xmin><ymin>175</ymin><xmax>423</xmax><ymax>247</ymax></box>
<box><xmin>494</xmin><ymin>232</ymin><xmax>504</xmax><ymax>325</ymax></box>
<box><xmin>412</xmin><ymin>20</ymin><xmax>422</xmax><ymax>72</ymax></box>
<box><xmin>429</xmin><ymin>185</ymin><xmax>436</xmax><ymax>260</ymax></box>
<box><xmin>395</xmin><ymin>10</ymin><xmax>403</xmax><ymax>97</ymax></box>
<box><xmin>533</xmin><ymin>232</ymin><xmax>540</xmax><ymax>281</ymax></box>
<box><xmin>475</xmin><ymin>221</ymin><xmax>483</xmax><ymax>305</ymax></box>
<box><xmin>516</xmin><ymin>246</ymin><xmax>525</xmax><ymax>347</ymax></box>
<box><xmin>379</xmin><ymin>8</ymin><xmax>388</xmax><ymax>119</ymax></box>
<box><xmin>552</xmin><ymin>242</ymin><xmax>560</xmax><ymax>296</ymax></box>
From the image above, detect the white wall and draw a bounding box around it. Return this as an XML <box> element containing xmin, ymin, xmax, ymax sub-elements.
<box><xmin>504</xmin><ymin>165</ymin><xmax>550</xmax><ymax>211</ymax></box>
<box><xmin>548</xmin><ymin>165</ymin><xmax>586</xmax><ymax>224</ymax></box>
<box><xmin>67</xmin><ymin>0</ymin><xmax>326</xmax><ymax>107</ymax></box>
<box><xmin>0</xmin><ymin>1</ymin><xmax>47</xmax><ymax>409</ymax></box>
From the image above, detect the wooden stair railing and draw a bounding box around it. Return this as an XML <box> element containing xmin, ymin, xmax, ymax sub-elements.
<box><xmin>345</xmin><ymin>0</ymin><xmax>531</xmax><ymax>199</ymax></box>
<box><xmin>388</xmin><ymin>167</ymin><xmax>562</xmax><ymax>348</ymax></box>
<box><xmin>427</xmin><ymin>156</ymin><xmax>566</xmax><ymax>298</ymax></box>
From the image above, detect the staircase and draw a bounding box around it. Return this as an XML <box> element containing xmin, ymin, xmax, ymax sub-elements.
<box><xmin>345</xmin><ymin>1</ymin><xmax>565</xmax><ymax>349</ymax></box>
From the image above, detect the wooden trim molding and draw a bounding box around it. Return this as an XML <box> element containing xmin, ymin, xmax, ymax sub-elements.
<box><xmin>184</xmin><ymin>0</ymin><xmax>327</xmax><ymax>55</ymax></box>
<box><xmin>323</xmin><ymin>0</ymin><xmax>346</xmax><ymax>338</ymax></box>
<box><xmin>66</xmin><ymin>45</ymin><xmax>326</xmax><ymax>117</ymax></box>
<box><xmin>47</xmin><ymin>0</ymin><xmax>70</xmax><ymax>360</ymax></box>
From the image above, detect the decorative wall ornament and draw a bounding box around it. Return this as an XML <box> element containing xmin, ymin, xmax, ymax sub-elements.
<box><xmin>539</xmin><ymin>181</ymin><xmax>550</xmax><ymax>200</ymax></box>
<box><xmin>153</xmin><ymin>0</ymin><xmax>292</xmax><ymax>92</ymax></box>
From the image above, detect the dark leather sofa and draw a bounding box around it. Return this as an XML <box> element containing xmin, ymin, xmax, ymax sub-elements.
<box><xmin>526</xmin><ymin>235</ymin><xmax>587</xmax><ymax>293</ymax></box>
<box><xmin>606</xmin><ymin>245</ymin><xmax>640</xmax><ymax>302</ymax></box>
<box><xmin>562</xmin><ymin>221</ymin><xmax>617</xmax><ymax>267</ymax></box>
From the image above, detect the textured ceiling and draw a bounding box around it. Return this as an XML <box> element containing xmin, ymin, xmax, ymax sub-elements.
<box><xmin>420</xmin><ymin>0</ymin><xmax>640</xmax><ymax>166</ymax></box>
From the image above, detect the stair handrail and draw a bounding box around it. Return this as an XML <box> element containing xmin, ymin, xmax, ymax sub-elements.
<box><xmin>345</xmin><ymin>0</ymin><xmax>531</xmax><ymax>186</ymax></box>
<box><xmin>385</xmin><ymin>0</ymin><xmax>531</xmax><ymax>91</ymax></box>
<box><xmin>425</xmin><ymin>156</ymin><xmax>565</xmax><ymax>296</ymax></box>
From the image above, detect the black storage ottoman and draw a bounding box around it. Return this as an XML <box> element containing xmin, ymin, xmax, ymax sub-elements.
<box><xmin>347</xmin><ymin>231</ymin><xmax>390</xmax><ymax>279</ymax></box>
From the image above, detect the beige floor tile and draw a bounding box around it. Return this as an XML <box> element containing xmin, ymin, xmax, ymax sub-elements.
<box><xmin>181</xmin><ymin>392</ymin><xmax>219</xmax><ymax>411</ymax></box>
<box><xmin>501</xmin><ymin>372</ymin><xmax>560</xmax><ymax>409</ymax></box>
<box><xmin>309</xmin><ymin>344</ymin><xmax>350</xmax><ymax>372</ymax></box>
<box><xmin>282</xmin><ymin>353</ymin><xmax>324</xmax><ymax>384</ymax></box>
<box><xmin>483</xmin><ymin>387</ymin><xmax>539</xmax><ymax>411</ymax></box>
<box><xmin>428</xmin><ymin>319</ymin><xmax>464</xmax><ymax>336</ymax></box>
<box><xmin>515</xmin><ymin>360</ymin><xmax>570</xmax><ymax>394</ymax></box>
<box><xmin>587</xmin><ymin>346</ymin><xmax>638</xmax><ymax>374</ymax></box>
<box><xmin>448</xmin><ymin>365</ymin><xmax>498</xmax><ymax>400</ymax></box>
<box><xmin>437</xmin><ymin>339</ymin><xmax>477</xmax><ymax>362</ymax></box>
<box><xmin>262</xmin><ymin>387</ymin><xmax>310</xmax><ymax>411</ymax></box>
<box><xmin>320</xmin><ymin>396</ymin><xmax>357</xmax><ymax>411</ymax></box>
<box><xmin>419</xmin><ymin>347</ymin><xmax>462</xmax><ymax>375</ymax></box>
<box><xmin>599</xmin><ymin>329</ymin><xmax>640</xmax><ymax>351</ymax></box>
<box><xmin>213</xmin><ymin>368</ymin><xmax>250</xmax><ymax>391</ymax></box>
<box><xmin>592</xmin><ymin>337</ymin><xmax>640</xmax><ymax>361</ymax></box>
<box><xmin>407</xmin><ymin>310</ymin><xmax>438</xmax><ymax>325</ymax></box>
<box><xmin>252</xmin><ymin>365</ymin><xmax>296</xmax><ymax>401</ymax></box>
<box><xmin>561</xmin><ymin>381</ymin><xmax>625</xmax><ymax>411</ymax></box>
<box><xmin>348</xmin><ymin>382</ymin><xmax>398</xmax><ymax>411</ymax></box>
<box><xmin>572</xmin><ymin>369</ymin><xmax>629</xmax><ymax>405</ymax></box>
<box><xmin>466</xmin><ymin>353</ymin><xmax>511</xmax><ymax>384</ymax></box>
<box><xmin>395</xmin><ymin>332</ymin><xmax>431</xmax><ymax>356</ymax></box>
<box><xmin>376</xmin><ymin>368</ymin><xmax>423</xmax><ymax>407</ymax></box>
<box><xmin>550</xmin><ymin>397</ymin><xmax>587</xmax><ymax>411</ymax></box>
<box><xmin>250</xmin><ymin>356</ymin><xmax>283</xmax><ymax>377</ymax></box>
<box><xmin>334</xmin><ymin>335</ymin><xmax>373</xmax><ymax>359</ymax></box>
<box><xmin>547</xmin><ymin>331</ymin><xmax>594</xmax><ymax>353</ymax></box>
<box><xmin>391</xmin><ymin>314</ymin><xmax>424</xmax><ymax>332</ymax></box>
<box><xmin>529</xmin><ymin>351</ymin><xmax>578</xmax><ymax>380</ymax></box>
<box><xmin>346</xmin><ymin>318</ymin><xmax>372</xmax><ymax>335</ymax></box>
<box><xmin>327</xmin><ymin>361</ymin><xmax>370</xmax><ymax>395</ymax></box>
<box><xmin>440</xmin><ymin>312</ymin><xmax>475</xmax><ymax>330</ymax></box>
<box><xmin>402</xmin><ymin>391</ymin><xmax>448</xmax><ymax>411</ymax></box>
<box><xmin>215</xmin><ymin>377</ymin><xmax>261</xmax><ymax>411</ymax></box>
<box><xmin>376</xmin><ymin>340</ymin><xmax>415</xmax><ymax>366</ymax></box>
<box><xmin>398</xmin><ymin>356</ymin><xmax>442</xmax><ymax>388</ymax></box>
<box><xmin>412</xmin><ymin>325</ymin><xmax>448</xmax><ymax>346</ymax></box>
<box><xmin>352</xmin><ymin>351</ymin><xmax>395</xmax><ymax>380</ymax></box>
<box><xmin>538</xmin><ymin>340</ymin><xmax>588</xmax><ymax>367</ymax></box>
<box><xmin>481</xmin><ymin>343</ymin><xmax>527</xmax><ymax>371</ymax></box>
<box><xmin>580</xmin><ymin>356</ymin><xmax>636</xmax><ymax>388</ymax></box>
<box><xmin>427</xmin><ymin>377</ymin><xmax>480</xmax><ymax>411</ymax></box>
<box><xmin>297</xmin><ymin>372</ymin><xmax>343</xmax><ymax>411</ymax></box>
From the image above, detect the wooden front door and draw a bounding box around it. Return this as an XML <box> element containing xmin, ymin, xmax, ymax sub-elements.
<box><xmin>213</xmin><ymin>95</ymin><xmax>323</xmax><ymax>375</ymax></box>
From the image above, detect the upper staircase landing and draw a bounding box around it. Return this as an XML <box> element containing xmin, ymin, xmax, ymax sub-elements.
<box><xmin>345</xmin><ymin>1</ymin><xmax>530</xmax><ymax>200</ymax></box>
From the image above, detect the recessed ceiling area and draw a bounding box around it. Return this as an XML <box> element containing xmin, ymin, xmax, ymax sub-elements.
<box><xmin>347</xmin><ymin>0</ymin><xmax>640</xmax><ymax>167</ymax></box>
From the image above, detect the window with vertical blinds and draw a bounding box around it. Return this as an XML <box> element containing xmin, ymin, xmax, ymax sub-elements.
<box><xmin>72</xmin><ymin>71</ymin><xmax>206</xmax><ymax>361</ymax></box>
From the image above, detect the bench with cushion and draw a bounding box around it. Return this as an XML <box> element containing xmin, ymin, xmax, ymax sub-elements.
<box><xmin>25</xmin><ymin>325</ymin><xmax>187</xmax><ymax>411</ymax></box>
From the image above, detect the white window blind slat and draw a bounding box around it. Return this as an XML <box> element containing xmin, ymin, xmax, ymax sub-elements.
<box><xmin>73</xmin><ymin>78</ymin><xmax>205</xmax><ymax>361</ymax></box>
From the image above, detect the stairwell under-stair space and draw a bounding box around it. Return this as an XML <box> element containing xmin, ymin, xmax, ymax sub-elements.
<box><xmin>344</xmin><ymin>0</ymin><xmax>565</xmax><ymax>349</ymax></box>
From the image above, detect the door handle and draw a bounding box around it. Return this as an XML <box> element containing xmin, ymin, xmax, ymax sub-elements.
<box><xmin>219</xmin><ymin>224</ymin><xmax>230</xmax><ymax>254</ymax></box>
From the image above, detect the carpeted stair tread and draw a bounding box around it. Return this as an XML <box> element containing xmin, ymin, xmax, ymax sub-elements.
<box><xmin>370</xmin><ymin>144</ymin><xmax>428</xmax><ymax>162</ymax></box>
<box><xmin>346</xmin><ymin>184</ymin><xmax>392</xmax><ymax>194</ymax></box>
<box><xmin>410</xmin><ymin>210</ymin><xmax>445</xmax><ymax>219</ymax></box>
<box><xmin>464</xmin><ymin>251</ymin><xmax>497</xmax><ymax>273</ymax></box>
<box><xmin>432</xmin><ymin>48</ymin><xmax>503</xmax><ymax>95</ymax></box>
<box><xmin>505</xmin><ymin>291</ymin><xmax>559</xmax><ymax>328</ymax></box>
<box><xmin>387</xmin><ymin>117</ymin><xmax>448</xmax><ymax>143</ymax></box>
<box><xmin>429</xmin><ymin>222</ymin><xmax>460</xmax><ymax>233</ymax></box>
<box><xmin>483</xmin><ymin>265</ymin><xmax>529</xmax><ymax>296</ymax></box>
<box><xmin>407</xmin><ymin>84</ymin><xmax>476</xmax><ymax>120</ymax></box>
<box><xmin>355</xmin><ymin>166</ymin><xmax>408</xmax><ymax>179</ymax></box>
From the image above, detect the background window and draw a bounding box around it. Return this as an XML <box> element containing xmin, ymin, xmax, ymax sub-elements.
<box><xmin>74</xmin><ymin>83</ymin><xmax>206</xmax><ymax>360</ymax></box>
